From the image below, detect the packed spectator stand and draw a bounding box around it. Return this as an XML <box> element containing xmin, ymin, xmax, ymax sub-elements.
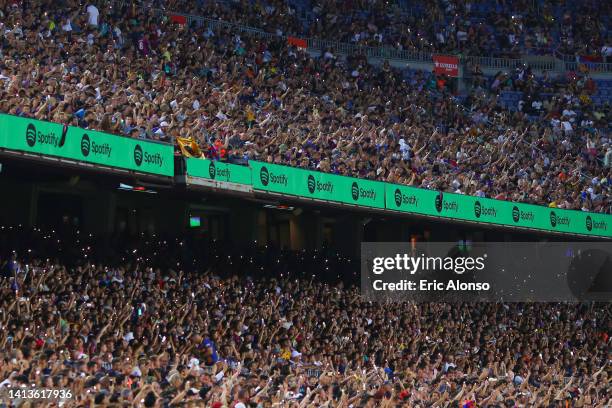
<box><xmin>145</xmin><ymin>0</ymin><xmax>611</xmax><ymax>61</ymax></box>
<box><xmin>0</xmin><ymin>2</ymin><xmax>611</xmax><ymax>407</ymax></box>
<box><xmin>0</xmin><ymin>0</ymin><xmax>610</xmax><ymax>216</ymax></box>
<box><xmin>0</xmin><ymin>226</ymin><xmax>610</xmax><ymax>407</ymax></box>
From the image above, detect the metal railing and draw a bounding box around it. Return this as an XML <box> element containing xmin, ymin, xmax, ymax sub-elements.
<box><xmin>146</xmin><ymin>7</ymin><xmax>278</xmax><ymax>40</ymax></box>
<box><xmin>564</xmin><ymin>61</ymin><xmax>612</xmax><ymax>73</ymax></box>
<box><xmin>462</xmin><ymin>55</ymin><xmax>556</xmax><ymax>71</ymax></box>
<box><xmin>555</xmin><ymin>50</ymin><xmax>612</xmax><ymax>72</ymax></box>
<box><xmin>306</xmin><ymin>37</ymin><xmax>433</xmax><ymax>62</ymax></box>
<box><xmin>554</xmin><ymin>50</ymin><xmax>578</xmax><ymax>62</ymax></box>
<box><xmin>128</xmin><ymin>3</ymin><xmax>612</xmax><ymax>74</ymax></box>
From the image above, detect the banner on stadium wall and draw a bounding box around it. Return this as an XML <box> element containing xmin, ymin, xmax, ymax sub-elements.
<box><xmin>287</xmin><ymin>37</ymin><xmax>307</xmax><ymax>49</ymax></box>
<box><xmin>0</xmin><ymin>114</ymin><xmax>174</xmax><ymax>177</ymax></box>
<box><xmin>387</xmin><ymin>184</ymin><xmax>612</xmax><ymax>238</ymax></box>
<box><xmin>169</xmin><ymin>14</ymin><xmax>187</xmax><ymax>25</ymax></box>
<box><xmin>185</xmin><ymin>158</ymin><xmax>252</xmax><ymax>185</ymax></box>
<box><xmin>0</xmin><ymin>112</ymin><xmax>607</xmax><ymax>237</ymax></box>
<box><xmin>250</xmin><ymin>161</ymin><xmax>385</xmax><ymax>209</ymax></box>
<box><xmin>432</xmin><ymin>55</ymin><xmax>459</xmax><ymax>77</ymax></box>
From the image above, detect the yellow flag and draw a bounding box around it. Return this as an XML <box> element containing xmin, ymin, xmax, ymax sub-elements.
<box><xmin>177</xmin><ymin>137</ymin><xmax>204</xmax><ymax>158</ymax></box>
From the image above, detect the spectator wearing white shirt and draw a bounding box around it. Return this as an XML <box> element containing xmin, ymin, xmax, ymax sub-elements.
<box><xmin>561</xmin><ymin>117</ymin><xmax>574</xmax><ymax>135</ymax></box>
<box><xmin>580</xmin><ymin>116</ymin><xmax>594</xmax><ymax>128</ymax></box>
<box><xmin>562</xmin><ymin>106</ymin><xmax>577</xmax><ymax>122</ymax></box>
<box><xmin>86</xmin><ymin>3</ymin><xmax>99</xmax><ymax>27</ymax></box>
<box><xmin>61</xmin><ymin>18</ymin><xmax>72</xmax><ymax>33</ymax></box>
<box><xmin>604</xmin><ymin>145</ymin><xmax>612</xmax><ymax>168</ymax></box>
<box><xmin>531</xmin><ymin>98</ymin><xmax>542</xmax><ymax>113</ymax></box>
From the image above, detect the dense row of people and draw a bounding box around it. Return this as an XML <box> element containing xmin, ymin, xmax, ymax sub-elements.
<box><xmin>0</xmin><ymin>0</ymin><xmax>610</xmax><ymax>213</ymax></box>
<box><xmin>0</xmin><ymin>226</ymin><xmax>610</xmax><ymax>407</ymax></box>
<box><xmin>146</xmin><ymin>0</ymin><xmax>611</xmax><ymax>60</ymax></box>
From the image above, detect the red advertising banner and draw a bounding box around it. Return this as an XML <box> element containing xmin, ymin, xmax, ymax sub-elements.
<box><xmin>287</xmin><ymin>36</ymin><xmax>308</xmax><ymax>49</ymax></box>
<box><xmin>169</xmin><ymin>14</ymin><xmax>187</xmax><ymax>25</ymax></box>
<box><xmin>433</xmin><ymin>55</ymin><xmax>459</xmax><ymax>77</ymax></box>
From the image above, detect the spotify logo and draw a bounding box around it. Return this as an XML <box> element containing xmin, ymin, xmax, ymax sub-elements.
<box><xmin>134</xmin><ymin>144</ymin><xmax>143</xmax><ymax>166</ymax></box>
<box><xmin>585</xmin><ymin>216</ymin><xmax>606</xmax><ymax>232</ymax></box>
<box><xmin>259</xmin><ymin>166</ymin><xmax>287</xmax><ymax>186</ymax></box>
<box><xmin>209</xmin><ymin>161</ymin><xmax>216</xmax><ymax>179</ymax></box>
<box><xmin>81</xmin><ymin>134</ymin><xmax>91</xmax><ymax>156</ymax></box>
<box><xmin>260</xmin><ymin>166</ymin><xmax>269</xmax><ymax>186</ymax></box>
<box><xmin>25</xmin><ymin>122</ymin><xmax>64</xmax><ymax>148</ymax></box>
<box><xmin>435</xmin><ymin>192</ymin><xmax>443</xmax><ymax>213</ymax></box>
<box><xmin>586</xmin><ymin>216</ymin><xmax>593</xmax><ymax>231</ymax></box>
<box><xmin>512</xmin><ymin>206</ymin><xmax>534</xmax><ymax>223</ymax></box>
<box><xmin>550</xmin><ymin>211</ymin><xmax>557</xmax><ymax>227</ymax></box>
<box><xmin>474</xmin><ymin>201</ymin><xmax>482</xmax><ymax>218</ymax></box>
<box><xmin>351</xmin><ymin>182</ymin><xmax>359</xmax><ymax>201</ymax></box>
<box><xmin>81</xmin><ymin>133</ymin><xmax>112</xmax><ymax>158</ymax></box>
<box><xmin>306</xmin><ymin>174</ymin><xmax>333</xmax><ymax>194</ymax></box>
<box><xmin>307</xmin><ymin>175</ymin><xmax>316</xmax><ymax>194</ymax></box>
<box><xmin>550</xmin><ymin>211</ymin><xmax>569</xmax><ymax>228</ymax></box>
<box><xmin>474</xmin><ymin>201</ymin><xmax>496</xmax><ymax>218</ymax></box>
<box><xmin>26</xmin><ymin>123</ymin><xmax>37</xmax><ymax>147</ymax></box>
<box><xmin>394</xmin><ymin>189</ymin><xmax>402</xmax><ymax>207</ymax></box>
<box><xmin>393</xmin><ymin>189</ymin><xmax>418</xmax><ymax>208</ymax></box>
<box><xmin>512</xmin><ymin>206</ymin><xmax>520</xmax><ymax>223</ymax></box>
<box><xmin>434</xmin><ymin>192</ymin><xmax>458</xmax><ymax>213</ymax></box>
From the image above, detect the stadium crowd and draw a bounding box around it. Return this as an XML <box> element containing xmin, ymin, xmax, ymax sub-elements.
<box><xmin>0</xmin><ymin>0</ymin><xmax>610</xmax><ymax>213</ymax></box>
<box><xmin>147</xmin><ymin>0</ymin><xmax>611</xmax><ymax>60</ymax></box>
<box><xmin>0</xmin><ymin>226</ymin><xmax>610</xmax><ymax>407</ymax></box>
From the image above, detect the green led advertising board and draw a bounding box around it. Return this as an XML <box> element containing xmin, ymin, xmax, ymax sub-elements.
<box><xmin>185</xmin><ymin>158</ymin><xmax>252</xmax><ymax>185</ymax></box>
<box><xmin>1</xmin><ymin>112</ymin><xmax>609</xmax><ymax>238</ymax></box>
<box><xmin>0</xmin><ymin>114</ymin><xmax>173</xmax><ymax>176</ymax></box>
<box><xmin>387</xmin><ymin>184</ymin><xmax>611</xmax><ymax>237</ymax></box>
<box><xmin>250</xmin><ymin>161</ymin><xmax>385</xmax><ymax>209</ymax></box>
